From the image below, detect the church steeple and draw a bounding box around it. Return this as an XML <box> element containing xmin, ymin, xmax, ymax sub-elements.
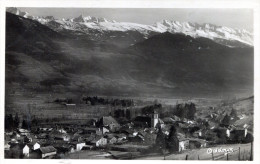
<box><xmin>151</xmin><ymin>111</ymin><xmax>159</xmax><ymax>128</ymax></box>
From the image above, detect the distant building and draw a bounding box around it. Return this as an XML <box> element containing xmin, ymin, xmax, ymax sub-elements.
<box><xmin>49</xmin><ymin>131</ymin><xmax>70</xmax><ymax>141</ymax></box>
<box><xmin>84</xmin><ymin>127</ymin><xmax>109</xmax><ymax>135</ymax></box>
<box><xmin>31</xmin><ymin>142</ymin><xmax>41</xmax><ymax>150</ymax></box>
<box><xmin>72</xmin><ymin>134</ymin><xmax>84</xmax><ymax>142</ymax></box>
<box><xmin>226</xmin><ymin>129</ymin><xmax>231</xmax><ymax>138</ymax></box>
<box><xmin>178</xmin><ymin>139</ymin><xmax>189</xmax><ymax>152</ymax></box>
<box><xmin>4</xmin><ymin>141</ymin><xmax>10</xmax><ymax>151</ymax></box>
<box><xmin>57</xmin><ymin>128</ymin><xmax>67</xmax><ymax>134</ymax></box>
<box><xmin>115</xmin><ymin>133</ymin><xmax>127</xmax><ymax>142</ymax></box>
<box><xmin>107</xmin><ymin>136</ymin><xmax>117</xmax><ymax>144</ymax></box>
<box><xmin>82</xmin><ymin>145</ymin><xmax>94</xmax><ymax>150</ymax></box>
<box><xmin>84</xmin><ymin>127</ymin><xmax>100</xmax><ymax>134</ymax></box>
<box><xmin>65</xmin><ymin>104</ymin><xmax>76</xmax><ymax>107</ymax></box>
<box><xmin>70</xmin><ymin>142</ymin><xmax>85</xmax><ymax>151</ymax></box>
<box><xmin>36</xmin><ymin>133</ymin><xmax>48</xmax><ymax>139</ymax></box>
<box><xmin>151</xmin><ymin>111</ymin><xmax>159</xmax><ymax>128</ymax></box>
<box><xmin>53</xmin><ymin>143</ymin><xmax>75</xmax><ymax>153</ymax></box>
<box><xmin>98</xmin><ymin>116</ymin><xmax>120</xmax><ymax>131</ymax></box>
<box><xmin>90</xmin><ymin>136</ymin><xmax>107</xmax><ymax>147</ymax></box>
<box><xmin>189</xmin><ymin>139</ymin><xmax>207</xmax><ymax>149</ymax></box>
<box><xmin>193</xmin><ymin>129</ymin><xmax>202</xmax><ymax>137</ymax></box>
<box><xmin>102</xmin><ymin>127</ymin><xmax>110</xmax><ymax>134</ymax></box>
<box><xmin>38</xmin><ymin>128</ymin><xmax>53</xmax><ymax>133</ymax></box>
<box><xmin>230</xmin><ymin>128</ymin><xmax>248</xmax><ymax>142</ymax></box>
<box><xmin>128</xmin><ymin>135</ymin><xmax>144</xmax><ymax>143</ymax></box>
<box><xmin>18</xmin><ymin>129</ymin><xmax>30</xmax><ymax>136</ymax></box>
<box><xmin>134</xmin><ymin>116</ymin><xmax>151</xmax><ymax>127</ymax></box>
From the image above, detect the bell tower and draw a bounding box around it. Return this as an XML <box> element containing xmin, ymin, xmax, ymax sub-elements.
<box><xmin>151</xmin><ymin>111</ymin><xmax>159</xmax><ymax>128</ymax></box>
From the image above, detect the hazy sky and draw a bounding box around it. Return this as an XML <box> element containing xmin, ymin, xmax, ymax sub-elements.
<box><xmin>18</xmin><ymin>8</ymin><xmax>253</xmax><ymax>31</ymax></box>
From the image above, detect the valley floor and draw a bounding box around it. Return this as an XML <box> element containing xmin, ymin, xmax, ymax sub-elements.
<box><xmin>60</xmin><ymin>143</ymin><xmax>252</xmax><ymax>160</ymax></box>
<box><xmin>136</xmin><ymin>143</ymin><xmax>252</xmax><ymax>160</ymax></box>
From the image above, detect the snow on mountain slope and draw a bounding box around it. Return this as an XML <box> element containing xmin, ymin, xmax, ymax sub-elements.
<box><xmin>6</xmin><ymin>8</ymin><xmax>253</xmax><ymax>47</ymax></box>
<box><xmin>154</xmin><ymin>20</ymin><xmax>253</xmax><ymax>46</ymax></box>
<box><xmin>6</xmin><ymin>7</ymin><xmax>30</xmax><ymax>18</ymax></box>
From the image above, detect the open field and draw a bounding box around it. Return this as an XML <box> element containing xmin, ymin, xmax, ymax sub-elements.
<box><xmin>63</xmin><ymin>150</ymin><xmax>111</xmax><ymax>159</ymax></box>
<box><xmin>58</xmin><ymin>143</ymin><xmax>252</xmax><ymax>160</ymax></box>
<box><xmin>136</xmin><ymin>143</ymin><xmax>252</xmax><ymax>160</ymax></box>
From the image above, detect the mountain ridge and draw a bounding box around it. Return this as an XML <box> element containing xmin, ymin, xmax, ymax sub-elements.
<box><xmin>6</xmin><ymin>7</ymin><xmax>253</xmax><ymax>48</ymax></box>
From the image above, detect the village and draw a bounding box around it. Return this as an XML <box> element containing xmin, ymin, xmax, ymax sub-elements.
<box><xmin>4</xmin><ymin>96</ymin><xmax>254</xmax><ymax>160</ymax></box>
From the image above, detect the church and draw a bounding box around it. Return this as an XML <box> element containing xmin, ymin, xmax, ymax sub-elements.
<box><xmin>134</xmin><ymin>111</ymin><xmax>161</xmax><ymax>128</ymax></box>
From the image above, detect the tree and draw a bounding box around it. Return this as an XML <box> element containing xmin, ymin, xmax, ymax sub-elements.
<box><xmin>173</xmin><ymin>103</ymin><xmax>196</xmax><ymax>120</ymax></box>
<box><xmin>126</xmin><ymin>109</ymin><xmax>131</xmax><ymax>120</ymax></box>
<box><xmin>22</xmin><ymin>119</ymin><xmax>28</xmax><ymax>129</ymax></box>
<box><xmin>31</xmin><ymin>118</ymin><xmax>38</xmax><ymax>127</ymax></box>
<box><xmin>243</xmin><ymin>133</ymin><xmax>253</xmax><ymax>143</ymax></box>
<box><xmin>167</xmin><ymin>125</ymin><xmax>179</xmax><ymax>153</ymax></box>
<box><xmin>155</xmin><ymin>126</ymin><xmax>167</xmax><ymax>154</ymax></box>
<box><xmin>114</xmin><ymin>109</ymin><xmax>120</xmax><ymax>118</ymax></box>
<box><xmin>142</xmin><ymin>104</ymin><xmax>162</xmax><ymax>115</ymax></box>
<box><xmin>230</xmin><ymin>108</ymin><xmax>239</xmax><ymax>122</ymax></box>
<box><xmin>230</xmin><ymin>108</ymin><xmax>237</xmax><ymax>117</ymax></box>
<box><xmin>5</xmin><ymin>114</ymin><xmax>14</xmax><ymax>131</ymax></box>
<box><xmin>221</xmin><ymin>114</ymin><xmax>231</xmax><ymax>126</ymax></box>
<box><xmin>187</xmin><ymin>103</ymin><xmax>196</xmax><ymax>120</ymax></box>
<box><xmin>14</xmin><ymin>113</ymin><xmax>19</xmax><ymax>129</ymax></box>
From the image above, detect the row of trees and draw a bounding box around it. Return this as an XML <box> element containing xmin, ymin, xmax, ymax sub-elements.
<box><xmin>113</xmin><ymin>109</ymin><xmax>131</xmax><ymax>119</ymax></box>
<box><xmin>82</xmin><ymin>96</ymin><xmax>134</xmax><ymax>107</ymax></box>
<box><xmin>5</xmin><ymin>114</ymin><xmax>19</xmax><ymax>131</ymax></box>
<box><xmin>221</xmin><ymin>108</ymin><xmax>239</xmax><ymax>126</ymax></box>
<box><xmin>54</xmin><ymin>98</ymin><xmax>73</xmax><ymax>104</ymax></box>
<box><xmin>172</xmin><ymin>103</ymin><xmax>196</xmax><ymax>120</ymax></box>
<box><xmin>141</xmin><ymin>104</ymin><xmax>162</xmax><ymax>115</ymax></box>
<box><xmin>5</xmin><ymin>113</ymin><xmax>38</xmax><ymax>131</ymax></box>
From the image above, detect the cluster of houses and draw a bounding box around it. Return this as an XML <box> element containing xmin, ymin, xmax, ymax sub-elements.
<box><xmin>5</xmin><ymin>106</ymin><xmax>252</xmax><ymax>159</ymax></box>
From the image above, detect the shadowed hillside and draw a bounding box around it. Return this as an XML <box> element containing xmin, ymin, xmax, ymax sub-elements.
<box><xmin>6</xmin><ymin>13</ymin><xmax>253</xmax><ymax>100</ymax></box>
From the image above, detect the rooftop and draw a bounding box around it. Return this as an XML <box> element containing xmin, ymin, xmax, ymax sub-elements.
<box><xmin>40</xmin><ymin>146</ymin><xmax>57</xmax><ymax>154</ymax></box>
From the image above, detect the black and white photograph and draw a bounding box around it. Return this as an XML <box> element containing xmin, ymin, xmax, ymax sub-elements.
<box><xmin>2</xmin><ymin>0</ymin><xmax>259</xmax><ymax>161</ymax></box>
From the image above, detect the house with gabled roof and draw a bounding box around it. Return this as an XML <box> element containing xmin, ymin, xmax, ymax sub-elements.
<box><xmin>91</xmin><ymin>136</ymin><xmax>107</xmax><ymax>147</ymax></box>
<box><xmin>70</xmin><ymin>141</ymin><xmax>85</xmax><ymax>151</ymax></box>
<box><xmin>4</xmin><ymin>141</ymin><xmax>11</xmax><ymax>151</ymax></box>
<box><xmin>87</xmin><ymin>135</ymin><xmax>107</xmax><ymax>147</ymax></box>
<box><xmin>178</xmin><ymin>138</ymin><xmax>189</xmax><ymax>152</ymax></box>
<box><xmin>105</xmin><ymin>134</ymin><xmax>118</xmax><ymax>144</ymax></box>
<box><xmin>39</xmin><ymin>146</ymin><xmax>57</xmax><ymax>158</ymax></box>
<box><xmin>83</xmin><ymin>127</ymin><xmax>97</xmax><ymax>134</ymax></box>
<box><xmin>36</xmin><ymin>133</ymin><xmax>48</xmax><ymax>139</ymax></box>
<box><xmin>71</xmin><ymin>133</ymin><xmax>84</xmax><ymax>142</ymax></box>
<box><xmin>15</xmin><ymin>144</ymin><xmax>30</xmax><ymax>157</ymax></box>
<box><xmin>27</xmin><ymin>141</ymin><xmax>41</xmax><ymax>150</ymax></box>
<box><xmin>115</xmin><ymin>133</ymin><xmax>127</xmax><ymax>142</ymax></box>
<box><xmin>98</xmin><ymin>116</ymin><xmax>120</xmax><ymax>131</ymax></box>
<box><xmin>189</xmin><ymin>139</ymin><xmax>207</xmax><ymax>149</ymax></box>
<box><xmin>134</xmin><ymin>116</ymin><xmax>151</xmax><ymax>127</ymax></box>
<box><xmin>17</xmin><ymin>128</ymin><xmax>30</xmax><ymax>136</ymax></box>
<box><xmin>22</xmin><ymin>144</ymin><xmax>30</xmax><ymax>157</ymax></box>
<box><xmin>53</xmin><ymin>142</ymin><xmax>75</xmax><ymax>153</ymax></box>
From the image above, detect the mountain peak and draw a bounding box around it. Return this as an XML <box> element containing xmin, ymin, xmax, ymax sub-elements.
<box><xmin>6</xmin><ymin>7</ymin><xmax>30</xmax><ymax>18</ymax></box>
<box><xmin>73</xmin><ymin>14</ymin><xmax>85</xmax><ymax>22</ymax></box>
<box><xmin>45</xmin><ymin>16</ymin><xmax>55</xmax><ymax>20</ymax></box>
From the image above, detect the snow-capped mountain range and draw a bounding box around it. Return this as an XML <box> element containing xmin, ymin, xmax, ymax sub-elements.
<box><xmin>7</xmin><ymin>7</ymin><xmax>253</xmax><ymax>47</ymax></box>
